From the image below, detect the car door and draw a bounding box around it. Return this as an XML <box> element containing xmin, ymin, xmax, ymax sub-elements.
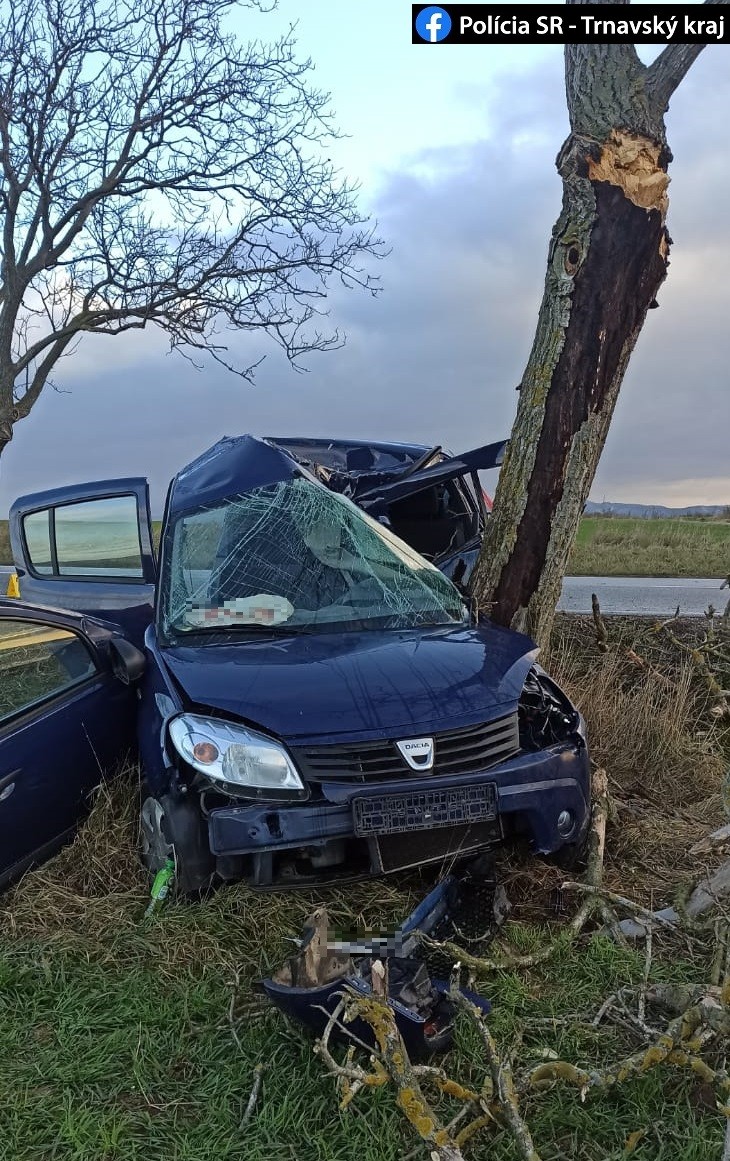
<box><xmin>354</xmin><ymin>440</ymin><xmax>506</xmax><ymax>506</ymax></box>
<box><xmin>0</xmin><ymin>602</ymin><xmax>138</xmax><ymax>889</ymax></box>
<box><xmin>8</xmin><ymin>479</ymin><xmax>156</xmax><ymax>646</ymax></box>
<box><xmin>353</xmin><ymin>441</ymin><xmax>506</xmax><ymax>583</ymax></box>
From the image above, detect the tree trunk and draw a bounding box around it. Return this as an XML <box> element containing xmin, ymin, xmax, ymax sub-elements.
<box><xmin>0</xmin><ymin>402</ymin><xmax>15</xmax><ymax>460</ymax></box>
<box><xmin>470</xmin><ymin>34</ymin><xmax>704</xmax><ymax>648</ymax></box>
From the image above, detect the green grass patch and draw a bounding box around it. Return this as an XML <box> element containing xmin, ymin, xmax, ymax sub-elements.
<box><xmin>570</xmin><ymin>517</ymin><xmax>730</xmax><ymax>578</ymax></box>
<box><xmin>1</xmin><ymin>762</ymin><xmax>727</xmax><ymax>1161</ymax></box>
<box><xmin>0</xmin><ymin>896</ymin><xmax>723</xmax><ymax>1161</ymax></box>
<box><xmin>0</xmin><ymin>941</ymin><xmax>411</xmax><ymax>1161</ymax></box>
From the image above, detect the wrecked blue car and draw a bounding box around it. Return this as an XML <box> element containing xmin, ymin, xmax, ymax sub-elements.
<box><xmin>3</xmin><ymin>435</ymin><xmax>590</xmax><ymax>891</ymax></box>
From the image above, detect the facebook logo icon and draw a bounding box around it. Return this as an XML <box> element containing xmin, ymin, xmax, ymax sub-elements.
<box><xmin>415</xmin><ymin>6</ymin><xmax>452</xmax><ymax>42</ymax></box>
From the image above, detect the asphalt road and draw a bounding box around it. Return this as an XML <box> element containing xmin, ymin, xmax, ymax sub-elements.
<box><xmin>0</xmin><ymin>565</ymin><xmax>725</xmax><ymax>617</ymax></box>
<box><xmin>558</xmin><ymin>575</ymin><xmax>726</xmax><ymax>617</ymax></box>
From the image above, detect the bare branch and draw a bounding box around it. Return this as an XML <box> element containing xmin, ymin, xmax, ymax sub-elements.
<box><xmin>646</xmin><ymin>46</ymin><xmax>706</xmax><ymax>110</ymax></box>
<box><xmin>646</xmin><ymin>0</ymin><xmax>729</xmax><ymax>112</ymax></box>
<box><xmin>14</xmin><ymin>333</ymin><xmax>75</xmax><ymax>419</ymax></box>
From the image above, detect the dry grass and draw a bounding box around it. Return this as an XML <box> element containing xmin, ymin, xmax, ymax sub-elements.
<box><xmin>0</xmin><ymin>764</ymin><xmax>147</xmax><ymax>944</ymax></box>
<box><xmin>549</xmin><ymin>614</ymin><xmax>728</xmax><ymax>904</ymax></box>
<box><xmin>0</xmin><ymin>768</ymin><xmax>422</xmax><ymax>981</ymax></box>
<box><xmin>553</xmin><ymin>632</ymin><xmax>724</xmax><ymax>807</ymax></box>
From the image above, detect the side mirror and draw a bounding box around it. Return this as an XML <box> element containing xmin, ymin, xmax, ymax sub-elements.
<box><xmin>108</xmin><ymin>636</ymin><xmax>146</xmax><ymax>685</ymax></box>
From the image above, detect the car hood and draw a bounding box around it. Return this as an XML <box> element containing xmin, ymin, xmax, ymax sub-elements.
<box><xmin>159</xmin><ymin>621</ymin><xmax>538</xmax><ymax>743</ymax></box>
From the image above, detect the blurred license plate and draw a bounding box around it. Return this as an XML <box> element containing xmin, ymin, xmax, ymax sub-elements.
<box><xmin>352</xmin><ymin>784</ymin><xmax>497</xmax><ymax>837</ymax></box>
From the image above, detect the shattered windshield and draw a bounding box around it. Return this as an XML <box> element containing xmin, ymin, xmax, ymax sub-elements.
<box><xmin>161</xmin><ymin>477</ymin><xmax>467</xmax><ymax>638</ymax></box>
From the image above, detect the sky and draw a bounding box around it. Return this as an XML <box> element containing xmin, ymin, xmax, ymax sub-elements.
<box><xmin>1</xmin><ymin>1</ymin><xmax>728</xmax><ymax>515</ymax></box>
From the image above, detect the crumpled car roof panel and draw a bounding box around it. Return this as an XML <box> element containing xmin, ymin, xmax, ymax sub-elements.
<box><xmin>167</xmin><ymin>435</ymin><xmax>301</xmax><ymax>517</ymax></box>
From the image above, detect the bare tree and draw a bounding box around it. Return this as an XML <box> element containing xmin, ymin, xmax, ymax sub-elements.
<box><xmin>471</xmin><ymin>0</ymin><xmax>728</xmax><ymax>647</ymax></box>
<box><xmin>0</xmin><ymin>0</ymin><xmax>380</xmax><ymax>458</ymax></box>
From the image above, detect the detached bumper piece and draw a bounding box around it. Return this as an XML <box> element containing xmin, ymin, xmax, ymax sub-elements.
<box><xmin>262</xmin><ymin>871</ymin><xmax>494</xmax><ymax>1058</ymax></box>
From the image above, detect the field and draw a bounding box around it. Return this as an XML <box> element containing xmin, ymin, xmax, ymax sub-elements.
<box><xmin>0</xmin><ymin>519</ymin><xmax>11</xmax><ymax>564</ymax></box>
<box><xmin>569</xmin><ymin>516</ymin><xmax>730</xmax><ymax>578</ymax></box>
<box><xmin>1</xmin><ymin>616</ymin><xmax>728</xmax><ymax>1160</ymax></box>
<box><xmin>2</xmin><ymin>516</ymin><xmax>729</xmax><ymax>579</ymax></box>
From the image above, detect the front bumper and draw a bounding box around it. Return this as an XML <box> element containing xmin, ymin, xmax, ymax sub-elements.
<box><xmin>207</xmin><ymin>739</ymin><xmax>591</xmax><ymax>863</ymax></box>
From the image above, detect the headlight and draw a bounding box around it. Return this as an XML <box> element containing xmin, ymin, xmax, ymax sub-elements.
<box><xmin>519</xmin><ymin>666</ymin><xmax>580</xmax><ymax>750</ymax></box>
<box><xmin>168</xmin><ymin>714</ymin><xmax>307</xmax><ymax>801</ymax></box>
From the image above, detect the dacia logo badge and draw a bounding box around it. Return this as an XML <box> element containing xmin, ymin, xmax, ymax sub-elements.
<box><xmin>396</xmin><ymin>737</ymin><xmax>435</xmax><ymax>771</ymax></box>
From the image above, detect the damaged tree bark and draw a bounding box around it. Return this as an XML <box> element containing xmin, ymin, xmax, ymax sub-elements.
<box><xmin>470</xmin><ymin>2</ymin><xmax>726</xmax><ymax>648</ymax></box>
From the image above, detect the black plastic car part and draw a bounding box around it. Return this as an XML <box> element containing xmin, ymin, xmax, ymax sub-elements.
<box><xmin>159</xmin><ymin>792</ymin><xmax>215</xmax><ymax>895</ymax></box>
<box><xmin>518</xmin><ymin>666</ymin><xmax>579</xmax><ymax>750</ymax></box>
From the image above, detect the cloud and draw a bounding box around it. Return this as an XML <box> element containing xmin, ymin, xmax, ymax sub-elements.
<box><xmin>1</xmin><ymin>49</ymin><xmax>727</xmax><ymax>516</ymax></box>
<box><xmin>603</xmin><ymin>477</ymin><xmax>730</xmax><ymax>507</ymax></box>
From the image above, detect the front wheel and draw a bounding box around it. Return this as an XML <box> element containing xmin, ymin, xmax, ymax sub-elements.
<box><xmin>140</xmin><ymin>789</ymin><xmax>215</xmax><ymax>897</ymax></box>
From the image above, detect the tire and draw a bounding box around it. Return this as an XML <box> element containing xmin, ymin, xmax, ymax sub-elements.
<box><xmin>140</xmin><ymin>787</ymin><xmax>215</xmax><ymax>897</ymax></box>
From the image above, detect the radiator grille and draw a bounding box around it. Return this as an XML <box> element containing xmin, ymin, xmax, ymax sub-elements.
<box><xmin>293</xmin><ymin>713</ymin><xmax>519</xmax><ymax>782</ymax></box>
<box><xmin>371</xmin><ymin>821</ymin><xmax>500</xmax><ymax>873</ymax></box>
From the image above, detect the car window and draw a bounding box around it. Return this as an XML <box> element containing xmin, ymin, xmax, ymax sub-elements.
<box><xmin>55</xmin><ymin>496</ymin><xmax>143</xmax><ymax>577</ymax></box>
<box><xmin>23</xmin><ymin>494</ymin><xmax>144</xmax><ymax>579</ymax></box>
<box><xmin>0</xmin><ymin>620</ymin><xmax>97</xmax><ymax>723</ymax></box>
<box><xmin>23</xmin><ymin>510</ymin><xmax>54</xmax><ymax>574</ymax></box>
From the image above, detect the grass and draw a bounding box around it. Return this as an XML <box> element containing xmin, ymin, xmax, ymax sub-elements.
<box><xmin>1</xmin><ymin>616</ymin><xmax>729</xmax><ymax>1159</ymax></box>
<box><xmin>2</xmin><ymin>921</ymin><xmax>721</xmax><ymax>1161</ymax></box>
<box><xmin>570</xmin><ymin>516</ymin><xmax>730</xmax><ymax>578</ymax></box>
<box><xmin>2</xmin><ymin>516</ymin><xmax>728</xmax><ymax>579</ymax></box>
<box><xmin>551</xmin><ymin>615</ymin><xmax>727</xmax><ymax>809</ymax></box>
